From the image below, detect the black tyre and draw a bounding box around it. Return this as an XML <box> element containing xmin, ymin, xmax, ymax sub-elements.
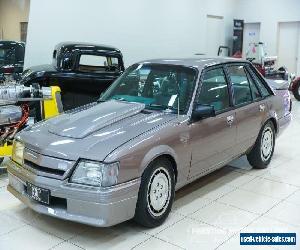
<box><xmin>247</xmin><ymin>121</ymin><xmax>275</xmax><ymax>169</ymax></box>
<box><xmin>134</xmin><ymin>157</ymin><xmax>175</xmax><ymax>228</ymax></box>
<box><xmin>292</xmin><ymin>80</ymin><xmax>300</xmax><ymax>101</ymax></box>
<box><xmin>0</xmin><ymin>157</ymin><xmax>3</xmax><ymax>165</ymax></box>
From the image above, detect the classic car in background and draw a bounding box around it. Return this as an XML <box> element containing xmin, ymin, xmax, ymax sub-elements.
<box><xmin>0</xmin><ymin>41</ymin><xmax>25</xmax><ymax>84</ymax></box>
<box><xmin>20</xmin><ymin>42</ymin><xmax>125</xmax><ymax>110</ymax></box>
<box><xmin>0</xmin><ymin>42</ymin><xmax>125</xmax><ymax>163</ymax></box>
<box><xmin>6</xmin><ymin>58</ymin><xmax>291</xmax><ymax>228</ymax></box>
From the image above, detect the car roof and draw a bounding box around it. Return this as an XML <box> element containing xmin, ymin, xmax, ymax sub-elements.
<box><xmin>137</xmin><ymin>57</ymin><xmax>250</xmax><ymax>71</ymax></box>
<box><xmin>54</xmin><ymin>42</ymin><xmax>121</xmax><ymax>53</ymax></box>
<box><xmin>0</xmin><ymin>40</ymin><xmax>25</xmax><ymax>46</ymax></box>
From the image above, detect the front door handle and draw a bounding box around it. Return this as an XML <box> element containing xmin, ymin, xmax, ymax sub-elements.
<box><xmin>226</xmin><ymin>115</ymin><xmax>234</xmax><ymax>126</ymax></box>
<box><xmin>259</xmin><ymin>104</ymin><xmax>265</xmax><ymax>112</ymax></box>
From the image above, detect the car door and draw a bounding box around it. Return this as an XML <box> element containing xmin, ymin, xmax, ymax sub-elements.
<box><xmin>188</xmin><ymin>66</ymin><xmax>237</xmax><ymax>179</ymax></box>
<box><xmin>225</xmin><ymin>64</ymin><xmax>268</xmax><ymax>155</ymax></box>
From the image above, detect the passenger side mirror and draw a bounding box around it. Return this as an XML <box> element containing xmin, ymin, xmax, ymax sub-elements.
<box><xmin>191</xmin><ymin>104</ymin><xmax>215</xmax><ymax>121</ymax></box>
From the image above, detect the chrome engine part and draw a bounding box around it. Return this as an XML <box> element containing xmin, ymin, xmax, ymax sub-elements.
<box><xmin>0</xmin><ymin>83</ymin><xmax>51</xmax><ymax>145</ymax></box>
<box><xmin>0</xmin><ymin>83</ymin><xmax>52</xmax><ymax>100</ymax></box>
<box><xmin>0</xmin><ymin>84</ymin><xmax>30</xmax><ymax>99</ymax></box>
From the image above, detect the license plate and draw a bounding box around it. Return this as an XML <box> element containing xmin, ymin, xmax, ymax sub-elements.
<box><xmin>26</xmin><ymin>182</ymin><xmax>50</xmax><ymax>205</ymax></box>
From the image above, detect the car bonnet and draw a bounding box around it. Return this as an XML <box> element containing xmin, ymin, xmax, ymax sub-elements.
<box><xmin>18</xmin><ymin>100</ymin><xmax>176</xmax><ymax>161</ymax></box>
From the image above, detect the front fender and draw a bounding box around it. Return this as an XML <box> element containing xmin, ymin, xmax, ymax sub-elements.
<box><xmin>104</xmin><ymin>119</ymin><xmax>190</xmax><ymax>186</ymax></box>
<box><xmin>139</xmin><ymin>145</ymin><xmax>178</xmax><ymax>175</ymax></box>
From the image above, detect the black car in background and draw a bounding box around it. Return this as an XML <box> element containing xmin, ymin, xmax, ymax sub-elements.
<box><xmin>21</xmin><ymin>42</ymin><xmax>125</xmax><ymax>110</ymax></box>
<box><xmin>0</xmin><ymin>41</ymin><xmax>25</xmax><ymax>82</ymax></box>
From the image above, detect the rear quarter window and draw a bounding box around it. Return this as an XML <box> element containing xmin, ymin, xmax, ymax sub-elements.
<box><xmin>248</xmin><ymin>66</ymin><xmax>272</xmax><ymax>97</ymax></box>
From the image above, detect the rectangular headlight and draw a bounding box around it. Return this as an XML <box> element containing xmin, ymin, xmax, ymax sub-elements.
<box><xmin>12</xmin><ymin>140</ymin><xmax>24</xmax><ymax>166</ymax></box>
<box><xmin>70</xmin><ymin>160</ymin><xmax>119</xmax><ymax>187</ymax></box>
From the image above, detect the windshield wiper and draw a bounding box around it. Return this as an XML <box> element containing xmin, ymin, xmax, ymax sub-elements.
<box><xmin>146</xmin><ymin>103</ymin><xmax>185</xmax><ymax>112</ymax></box>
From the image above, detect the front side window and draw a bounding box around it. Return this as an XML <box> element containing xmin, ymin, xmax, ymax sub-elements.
<box><xmin>227</xmin><ymin>65</ymin><xmax>252</xmax><ymax>105</ymax></box>
<box><xmin>197</xmin><ymin>68</ymin><xmax>230</xmax><ymax>112</ymax></box>
<box><xmin>100</xmin><ymin>64</ymin><xmax>197</xmax><ymax>113</ymax></box>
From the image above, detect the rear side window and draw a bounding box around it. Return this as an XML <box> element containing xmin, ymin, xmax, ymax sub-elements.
<box><xmin>78</xmin><ymin>54</ymin><xmax>120</xmax><ymax>73</ymax></box>
<box><xmin>197</xmin><ymin>68</ymin><xmax>230</xmax><ymax>112</ymax></box>
<box><xmin>79</xmin><ymin>54</ymin><xmax>108</xmax><ymax>67</ymax></box>
<box><xmin>227</xmin><ymin>65</ymin><xmax>252</xmax><ymax>105</ymax></box>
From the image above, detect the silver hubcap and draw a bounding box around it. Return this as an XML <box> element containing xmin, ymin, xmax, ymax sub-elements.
<box><xmin>261</xmin><ymin>126</ymin><xmax>274</xmax><ymax>161</ymax></box>
<box><xmin>147</xmin><ymin>167</ymin><xmax>171</xmax><ymax>217</ymax></box>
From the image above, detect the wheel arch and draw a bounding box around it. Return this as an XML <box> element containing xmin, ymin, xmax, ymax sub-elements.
<box><xmin>268</xmin><ymin>117</ymin><xmax>278</xmax><ymax>134</ymax></box>
<box><xmin>140</xmin><ymin>146</ymin><xmax>178</xmax><ymax>184</ymax></box>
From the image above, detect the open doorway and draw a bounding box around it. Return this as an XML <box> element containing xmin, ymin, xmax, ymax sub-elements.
<box><xmin>277</xmin><ymin>22</ymin><xmax>300</xmax><ymax>75</ymax></box>
<box><xmin>243</xmin><ymin>23</ymin><xmax>261</xmax><ymax>58</ymax></box>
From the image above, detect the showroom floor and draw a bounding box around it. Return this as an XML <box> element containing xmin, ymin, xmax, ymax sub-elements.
<box><xmin>0</xmin><ymin>97</ymin><xmax>299</xmax><ymax>250</ymax></box>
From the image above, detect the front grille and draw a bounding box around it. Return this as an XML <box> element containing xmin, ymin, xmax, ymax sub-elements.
<box><xmin>24</xmin><ymin>159</ymin><xmax>65</xmax><ymax>177</ymax></box>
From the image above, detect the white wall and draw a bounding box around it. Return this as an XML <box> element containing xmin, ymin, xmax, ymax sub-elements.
<box><xmin>235</xmin><ymin>0</ymin><xmax>300</xmax><ymax>56</ymax></box>
<box><xmin>24</xmin><ymin>0</ymin><xmax>237</xmax><ymax>68</ymax></box>
<box><xmin>0</xmin><ymin>0</ymin><xmax>30</xmax><ymax>40</ymax></box>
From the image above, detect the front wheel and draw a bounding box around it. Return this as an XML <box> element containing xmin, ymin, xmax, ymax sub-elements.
<box><xmin>292</xmin><ymin>80</ymin><xmax>300</xmax><ymax>101</ymax></box>
<box><xmin>134</xmin><ymin>158</ymin><xmax>175</xmax><ymax>228</ymax></box>
<box><xmin>247</xmin><ymin>121</ymin><xmax>275</xmax><ymax>169</ymax></box>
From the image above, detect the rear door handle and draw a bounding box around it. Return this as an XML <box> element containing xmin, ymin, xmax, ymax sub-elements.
<box><xmin>259</xmin><ymin>104</ymin><xmax>265</xmax><ymax>112</ymax></box>
<box><xmin>226</xmin><ymin>115</ymin><xmax>234</xmax><ymax>126</ymax></box>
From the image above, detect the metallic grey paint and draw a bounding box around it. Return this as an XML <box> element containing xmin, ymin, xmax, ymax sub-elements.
<box><xmin>6</xmin><ymin>58</ymin><xmax>291</xmax><ymax>227</ymax></box>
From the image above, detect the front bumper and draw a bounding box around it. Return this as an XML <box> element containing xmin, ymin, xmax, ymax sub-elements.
<box><xmin>5</xmin><ymin>159</ymin><xmax>140</xmax><ymax>227</ymax></box>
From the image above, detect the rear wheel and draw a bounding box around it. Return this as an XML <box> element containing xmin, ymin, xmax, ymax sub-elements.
<box><xmin>292</xmin><ymin>80</ymin><xmax>300</xmax><ymax>101</ymax></box>
<box><xmin>134</xmin><ymin>158</ymin><xmax>175</xmax><ymax>228</ymax></box>
<box><xmin>247</xmin><ymin>121</ymin><xmax>275</xmax><ymax>169</ymax></box>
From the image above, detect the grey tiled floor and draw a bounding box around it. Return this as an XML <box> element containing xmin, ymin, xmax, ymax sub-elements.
<box><xmin>0</xmin><ymin>97</ymin><xmax>299</xmax><ymax>250</ymax></box>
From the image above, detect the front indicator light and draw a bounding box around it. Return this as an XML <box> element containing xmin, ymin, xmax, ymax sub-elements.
<box><xmin>12</xmin><ymin>140</ymin><xmax>24</xmax><ymax>166</ymax></box>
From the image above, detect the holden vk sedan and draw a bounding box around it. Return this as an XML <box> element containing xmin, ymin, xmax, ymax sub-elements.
<box><xmin>5</xmin><ymin>58</ymin><xmax>291</xmax><ymax>228</ymax></box>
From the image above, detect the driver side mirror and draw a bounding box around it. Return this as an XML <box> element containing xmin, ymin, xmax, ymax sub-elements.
<box><xmin>191</xmin><ymin>104</ymin><xmax>215</xmax><ymax>121</ymax></box>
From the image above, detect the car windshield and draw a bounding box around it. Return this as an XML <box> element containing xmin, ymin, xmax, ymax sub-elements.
<box><xmin>100</xmin><ymin>63</ymin><xmax>197</xmax><ymax>113</ymax></box>
<box><xmin>0</xmin><ymin>47</ymin><xmax>16</xmax><ymax>67</ymax></box>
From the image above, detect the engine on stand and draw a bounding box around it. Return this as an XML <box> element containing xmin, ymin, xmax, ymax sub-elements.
<box><xmin>0</xmin><ymin>83</ymin><xmax>52</xmax><ymax>146</ymax></box>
